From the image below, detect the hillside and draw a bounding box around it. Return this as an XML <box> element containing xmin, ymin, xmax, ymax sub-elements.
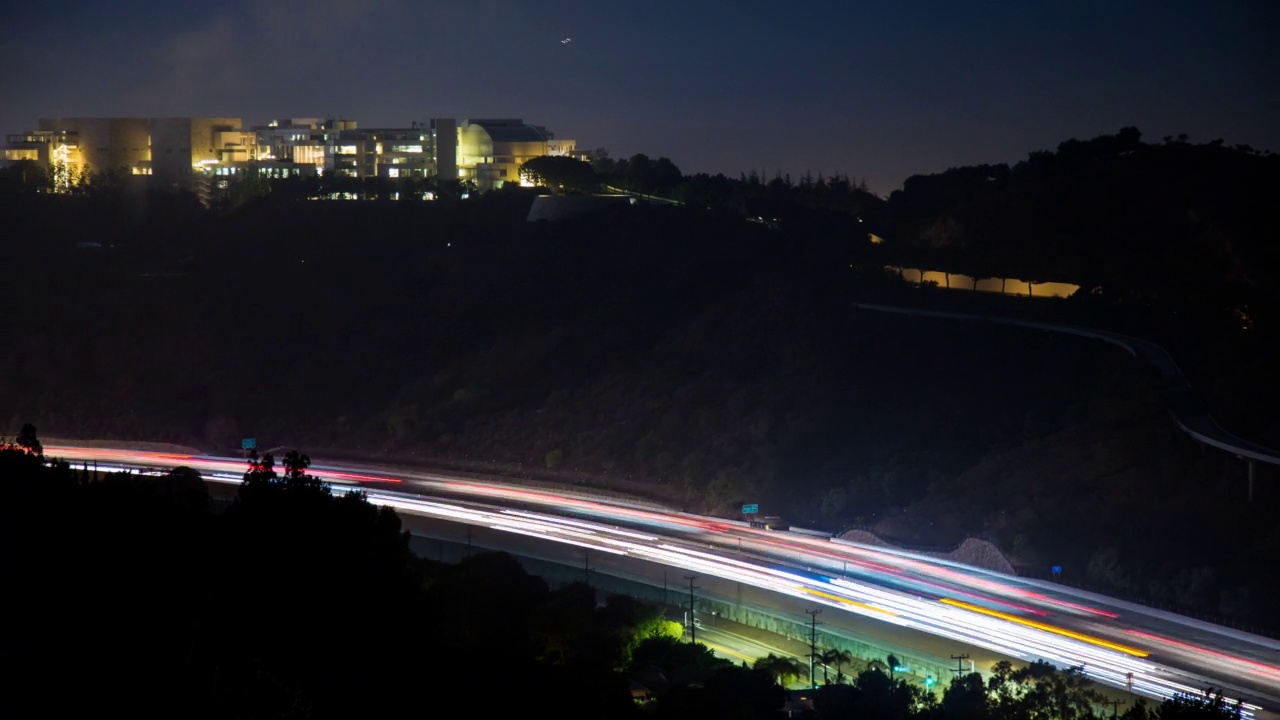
<box><xmin>2</xmin><ymin>132</ymin><xmax>1278</xmax><ymax>630</ymax></box>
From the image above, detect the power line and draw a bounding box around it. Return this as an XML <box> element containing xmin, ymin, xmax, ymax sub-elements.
<box><xmin>950</xmin><ymin>654</ymin><xmax>971</xmax><ymax>675</ymax></box>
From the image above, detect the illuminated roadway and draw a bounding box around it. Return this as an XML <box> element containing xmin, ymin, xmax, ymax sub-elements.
<box><xmin>49</xmin><ymin>445</ymin><xmax>1280</xmax><ymax>716</ymax></box>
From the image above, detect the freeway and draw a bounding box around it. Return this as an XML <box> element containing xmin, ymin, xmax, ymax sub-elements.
<box><xmin>48</xmin><ymin>445</ymin><xmax>1280</xmax><ymax>715</ymax></box>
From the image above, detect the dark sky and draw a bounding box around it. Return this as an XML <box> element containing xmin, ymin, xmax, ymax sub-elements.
<box><xmin>3</xmin><ymin>0</ymin><xmax>1276</xmax><ymax>194</ymax></box>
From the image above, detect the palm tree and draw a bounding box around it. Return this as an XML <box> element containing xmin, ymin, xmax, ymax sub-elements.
<box><xmin>754</xmin><ymin>653</ymin><xmax>806</xmax><ymax>687</ymax></box>
<box><xmin>822</xmin><ymin>648</ymin><xmax>854</xmax><ymax>684</ymax></box>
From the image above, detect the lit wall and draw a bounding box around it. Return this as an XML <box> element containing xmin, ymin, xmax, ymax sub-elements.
<box><xmin>457</xmin><ymin>123</ymin><xmax>494</xmax><ymax>175</ymax></box>
<box><xmin>149</xmin><ymin>117</ymin><xmax>242</xmax><ymax>190</ymax></box>
<box><xmin>886</xmin><ymin>266</ymin><xmax>1080</xmax><ymax>298</ymax></box>
<box><xmin>38</xmin><ymin>117</ymin><xmax>150</xmax><ymax>177</ymax></box>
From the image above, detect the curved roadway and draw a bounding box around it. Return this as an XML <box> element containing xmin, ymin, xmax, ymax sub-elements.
<box><xmin>46</xmin><ymin>445</ymin><xmax>1280</xmax><ymax>716</ymax></box>
<box><xmin>851</xmin><ymin>302</ymin><xmax>1280</xmax><ymax>467</ymax></box>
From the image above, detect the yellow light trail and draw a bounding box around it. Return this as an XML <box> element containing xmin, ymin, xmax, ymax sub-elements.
<box><xmin>939</xmin><ymin>598</ymin><xmax>1149</xmax><ymax>657</ymax></box>
<box><xmin>804</xmin><ymin>588</ymin><xmax>899</xmax><ymax>617</ymax></box>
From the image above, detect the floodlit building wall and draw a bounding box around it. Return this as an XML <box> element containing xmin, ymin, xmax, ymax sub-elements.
<box><xmin>149</xmin><ymin>117</ymin><xmax>242</xmax><ymax>190</ymax></box>
<box><xmin>38</xmin><ymin>117</ymin><xmax>150</xmax><ymax>177</ymax></box>
<box><xmin>458</xmin><ymin>119</ymin><xmax>569</xmax><ymax>190</ymax></box>
<box><xmin>885</xmin><ymin>266</ymin><xmax>1080</xmax><ymax>299</ymax></box>
<box><xmin>457</xmin><ymin>122</ymin><xmax>495</xmax><ymax>183</ymax></box>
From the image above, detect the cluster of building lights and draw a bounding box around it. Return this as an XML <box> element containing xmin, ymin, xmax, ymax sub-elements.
<box><xmin>3</xmin><ymin>116</ymin><xmax>580</xmax><ymax>198</ymax></box>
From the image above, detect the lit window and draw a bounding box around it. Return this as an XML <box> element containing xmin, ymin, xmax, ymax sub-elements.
<box><xmin>387</xmin><ymin>168</ymin><xmax>400</xmax><ymax>178</ymax></box>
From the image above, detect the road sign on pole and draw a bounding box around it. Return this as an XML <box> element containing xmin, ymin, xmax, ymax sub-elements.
<box><xmin>742</xmin><ymin>503</ymin><xmax>759</xmax><ymax>514</ymax></box>
<box><xmin>241</xmin><ymin>438</ymin><xmax>256</xmax><ymax>451</ymax></box>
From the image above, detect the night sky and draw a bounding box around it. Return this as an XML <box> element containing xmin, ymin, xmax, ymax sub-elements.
<box><xmin>3</xmin><ymin>0</ymin><xmax>1275</xmax><ymax>194</ymax></box>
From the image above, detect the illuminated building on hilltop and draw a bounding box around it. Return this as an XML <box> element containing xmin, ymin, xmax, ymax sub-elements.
<box><xmin>4</xmin><ymin>117</ymin><xmax>246</xmax><ymax>192</ymax></box>
<box><xmin>3</xmin><ymin>115</ymin><xmax>571</xmax><ymax>196</ymax></box>
<box><xmin>458</xmin><ymin>119</ymin><xmax>577</xmax><ymax>190</ymax></box>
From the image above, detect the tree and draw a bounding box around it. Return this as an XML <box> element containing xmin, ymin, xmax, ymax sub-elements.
<box><xmin>519</xmin><ymin>156</ymin><xmax>597</xmax><ymax>194</ymax></box>
<box><xmin>849</xmin><ymin>667</ymin><xmax>929</xmax><ymax>720</ymax></box>
<box><xmin>13</xmin><ymin>423</ymin><xmax>42</xmax><ymax>457</ymax></box>
<box><xmin>597</xmin><ymin>595</ymin><xmax>682</xmax><ymax>668</ymax></box>
<box><xmin>628</xmin><ymin>635</ymin><xmax>729</xmax><ymax>682</ymax></box>
<box><xmin>0</xmin><ymin>160</ymin><xmax>51</xmax><ymax>194</ymax></box>
<box><xmin>154</xmin><ymin>466</ymin><xmax>210</xmax><ymax>512</ymax></box>
<box><xmin>1154</xmin><ymin>689</ymin><xmax>1243</xmax><ymax>720</ymax></box>
<box><xmin>942</xmin><ymin>672</ymin><xmax>991</xmax><ymax>720</ymax></box>
<box><xmin>281</xmin><ymin>449</ymin><xmax>324</xmax><ymax>493</ymax></box>
<box><xmin>821</xmin><ymin>647</ymin><xmax>854</xmax><ymax>684</ymax></box>
<box><xmin>585</xmin><ymin>147</ymin><xmax>615</xmax><ymax>174</ymax></box>
<box><xmin>242</xmin><ymin>449</ymin><xmax>277</xmax><ymax>487</ymax></box>
<box><xmin>753</xmin><ymin>653</ymin><xmax>806</xmax><ymax>687</ymax></box>
<box><xmin>988</xmin><ymin>660</ymin><xmax>1105</xmax><ymax>720</ymax></box>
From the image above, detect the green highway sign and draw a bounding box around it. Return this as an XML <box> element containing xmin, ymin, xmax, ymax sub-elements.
<box><xmin>742</xmin><ymin>504</ymin><xmax>759</xmax><ymax>514</ymax></box>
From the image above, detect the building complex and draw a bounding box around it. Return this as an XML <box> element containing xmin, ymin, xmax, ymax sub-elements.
<box><xmin>3</xmin><ymin>115</ymin><xmax>577</xmax><ymax>198</ymax></box>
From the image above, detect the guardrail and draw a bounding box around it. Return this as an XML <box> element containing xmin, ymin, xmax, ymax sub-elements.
<box><xmin>601</xmin><ymin>184</ymin><xmax>683</xmax><ymax>206</ymax></box>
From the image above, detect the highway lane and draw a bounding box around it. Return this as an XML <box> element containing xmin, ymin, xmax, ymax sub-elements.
<box><xmin>47</xmin><ymin>445</ymin><xmax>1280</xmax><ymax>714</ymax></box>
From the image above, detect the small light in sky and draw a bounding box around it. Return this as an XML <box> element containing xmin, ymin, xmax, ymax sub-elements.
<box><xmin>560</xmin><ymin>37</ymin><xmax>571</xmax><ymax>44</ymax></box>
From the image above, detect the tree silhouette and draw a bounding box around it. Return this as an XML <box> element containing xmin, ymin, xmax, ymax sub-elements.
<box><xmin>942</xmin><ymin>672</ymin><xmax>990</xmax><ymax>720</ymax></box>
<box><xmin>14</xmin><ymin>423</ymin><xmax>42</xmax><ymax>457</ymax></box>
<box><xmin>1152</xmin><ymin>688</ymin><xmax>1243</xmax><ymax>720</ymax></box>
<box><xmin>519</xmin><ymin>156</ymin><xmax>597</xmax><ymax>194</ymax></box>
<box><xmin>753</xmin><ymin>653</ymin><xmax>806</xmax><ymax>687</ymax></box>
<box><xmin>822</xmin><ymin>647</ymin><xmax>854</xmax><ymax>684</ymax></box>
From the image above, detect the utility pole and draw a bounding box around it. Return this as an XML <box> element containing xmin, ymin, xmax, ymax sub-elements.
<box><xmin>583</xmin><ymin>551</ymin><xmax>591</xmax><ymax>587</ymax></box>
<box><xmin>684</xmin><ymin>575</ymin><xmax>700</xmax><ymax>645</ymax></box>
<box><xmin>950</xmin><ymin>654</ymin><xmax>971</xmax><ymax>675</ymax></box>
<box><xmin>1104</xmin><ymin>699</ymin><xmax>1126</xmax><ymax>718</ymax></box>
<box><xmin>806</xmin><ymin>608</ymin><xmax>823</xmax><ymax>690</ymax></box>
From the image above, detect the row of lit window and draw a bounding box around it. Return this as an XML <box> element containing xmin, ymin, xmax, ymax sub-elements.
<box><xmin>209</xmin><ymin>166</ymin><xmax>304</xmax><ymax>176</ymax></box>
